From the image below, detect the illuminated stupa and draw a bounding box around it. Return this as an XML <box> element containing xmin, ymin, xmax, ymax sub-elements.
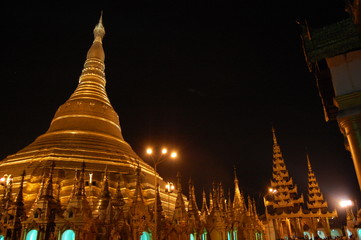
<box><xmin>0</xmin><ymin>14</ymin><xmax>164</xmax><ymax>214</ymax></box>
<box><xmin>0</xmin><ymin>15</ymin><xmax>265</xmax><ymax>240</ymax></box>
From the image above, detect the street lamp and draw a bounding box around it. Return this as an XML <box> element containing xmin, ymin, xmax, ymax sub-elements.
<box><xmin>268</xmin><ymin>188</ymin><xmax>277</xmax><ymax>194</ymax></box>
<box><xmin>146</xmin><ymin>147</ymin><xmax>177</xmax><ymax>240</ymax></box>
<box><xmin>264</xmin><ymin>187</ymin><xmax>278</xmax><ymax>240</ymax></box>
<box><xmin>165</xmin><ymin>182</ymin><xmax>175</xmax><ymax>218</ymax></box>
<box><xmin>340</xmin><ymin>199</ymin><xmax>355</xmax><ymax>234</ymax></box>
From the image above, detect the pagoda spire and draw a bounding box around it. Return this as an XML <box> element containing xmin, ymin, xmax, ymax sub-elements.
<box><xmin>200</xmin><ymin>189</ymin><xmax>209</xmax><ymax>221</ymax></box>
<box><xmin>219</xmin><ymin>182</ymin><xmax>226</xmax><ymax>211</ymax></box>
<box><xmin>227</xmin><ymin>189</ymin><xmax>233</xmax><ymax>211</ymax></box>
<box><xmin>64</xmin><ymin>162</ymin><xmax>92</xmax><ymax>221</ymax></box>
<box><xmin>155</xmin><ymin>184</ymin><xmax>164</xmax><ymax>219</ymax></box>
<box><xmin>97</xmin><ymin>166</ymin><xmax>112</xmax><ymax>219</ymax></box>
<box><xmin>15</xmin><ymin>170</ymin><xmax>25</xmax><ymax>206</ymax></box>
<box><xmin>113</xmin><ymin>175</ymin><xmax>125</xmax><ymax>207</ymax></box>
<box><xmin>268</xmin><ymin>127</ymin><xmax>304</xmax><ymax>212</ymax></box>
<box><xmin>209</xmin><ymin>191</ymin><xmax>213</xmax><ymax>212</ymax></box>
<box><xmin>188</xmin><ymin>177</ymin><xmax>199</xmax><ymax>212</ymax></box>
<box><xmin>112</xmin><ymin>174</ymin><xmax>125</xmax><ymax>223</ymax></box>
<box><xmin>41</xmin><ymin>162</ymin><xmax>55</xmax><ymax>199</ymax></box>
<box><xmin>132</xmin><ymin>165</ymin><xmax>145</xmax><ymax>204</ymax></box>
<box><xmin>247</xmin><ymin>195</ymin><xmax>253</xmax><ymax>217</ymax></box>
<box><xmin>173</xmin><ymin>172</ymin><xmax>187</xmax><ymax>223</ymax></box>
<box><xmin>8</xmin><ymin>170</ymin><xmax>27</xmax><ymax>240</ymax></box>
<box><xmin>306</xmin><ymin>153</ymin><xmax>329</xmax><ymax>211</ymax></box>
<box><xmin>69</xmin><ymin>12</ymin><xmax>108</xmax><ymax>105</ymax></box>
<box><xmin>44</xmin><ymin>12</ymin><xmax>126</xmax><ymax>140</ymax></box>
<box><xmin>233</xmin><ymin>167</ymin><xmax>245</xmax><ymax>212</ymax></box>
<box><xmin>76</xmin><ymin>162</ymin><xmax>87</xmax><ymax>198</ymax></box>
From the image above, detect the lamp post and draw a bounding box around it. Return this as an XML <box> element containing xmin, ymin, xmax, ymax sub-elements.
<box><xmin>146</xmin><ymin>147</ymin><xmax>177</xmax><ymax>240</ymax></box>
<box><xmin>0</xmin><ymin>175</ymin><xmax>12</xmax><ymax>196</ymax></box>
<box><xmin>340</xmin><ymin>199</ymin><xmax>355</xmax><ymax>237</ymax></box>
<box><xmin>264</xmin><ymin>187</ymin><xmax>278</xmax><ymax>240</ymax></box>
<box><xmin>165</xmin><ymin>182</ymin><xmax>175</xmax><ymax>218</ymax></box>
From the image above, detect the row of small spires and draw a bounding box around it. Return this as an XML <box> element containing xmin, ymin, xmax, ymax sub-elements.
<box><xmin>0</xmin><ymin>161</ymin><xmax>260</xmax><ymax>220</ymax></box>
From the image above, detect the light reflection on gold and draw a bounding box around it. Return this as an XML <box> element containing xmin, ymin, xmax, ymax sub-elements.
<box><xmin>51</xmin><ymin>114</ymin><xmax>121</xmax><ymax>130</ymax></box>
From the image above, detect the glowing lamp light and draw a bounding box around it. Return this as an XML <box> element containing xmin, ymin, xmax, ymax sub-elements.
<box><xmin>162</xmin><ymin>148</ymin><xmax>168</xmax><ymax>154</ymax></box>
<box><xmin>268</xmin><ymin>188</ymin><xmax>277</xmax><ymax>194</ymax></box>
<box><xmin>166</xmin><ymin>182</ymin><xmax>175</xmax><ymax>192</ymax></box>
<box><xmin>0</xmin><ymin>177</ymin><xmax>5</xmax><ymax>182</ymax></box>
<box><xmin>170</xmin><ymin>152</ymin><xmax>177</xmax><ymax>158</ymax></box>
<box><xmin>6</xmin><ymin>176</ymin><xmax>12</xmax><ymax>185</ymax></box>
<box><xmin>340</xmin><ymin>200</ymin><xmax>353</xmax><ymax>208</ymax></box>
<box><xmin>89</xmin><ymin>173</ymin><xmax>93</xmax><ymax>184</ymax></box>
<box><xmin>146</xmin><ymin>148</ymin><xmax>153</xmax><ymax>155</ymax></box>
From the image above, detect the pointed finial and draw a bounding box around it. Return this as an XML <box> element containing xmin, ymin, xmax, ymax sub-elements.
<box><xmin>43</xmin><ymin>162</ymin><xmax>55</xmax><ymax>198</ymax></box>
<box><xmin>176</xmin><ymin>171</ymin><xmax>182</xmax><ymax>193</ymax></box>
<box><xmin>234</xmin><ymin>165</ymin><xmax>238</xmax><ymax>182</ymax></box>
<box><xmin>306</xmin><ymin>153</ymin><xmax>312</xmax><ymax>172</ymax></box>
<box><xmin>104</xmin><ymin>165</ymin><xmax>108</xmax><ymax>180</ymax></box>
<box><xmin>93</xmin><ymin>11</ymin><xmax>105</xmax><ymax>42</ymax></box>
<box><xmin>272</xmin><ymin>125</ymin><xmax>278</xmax><ymax>145</ymax></box>
<box><xmin>15</xmin><ymin>170</ymin><xmax>26</xmax><ymax>204</ymax></box>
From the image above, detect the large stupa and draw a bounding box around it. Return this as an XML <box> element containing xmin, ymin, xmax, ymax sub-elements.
<box><xmin>0</xmin><ymin>14</ymin><xmax>168</xmax><ymax>214</ymax></box>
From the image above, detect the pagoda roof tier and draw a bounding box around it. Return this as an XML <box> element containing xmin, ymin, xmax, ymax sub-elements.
<box><xmin>266</xmin><ymin>208</ymin><xmax>337</xmax><ymax>219</ymax></box>
<box><xmin>309</xmin><ymin>188</ymin><xmax>322</xmax><ymax>194</ymax></box>
<box><xmin>308</xmin><ymin>202</ymin><xmax>328</xmax><ymax>209</ymax></box>
<box><xmin>308</xmin><ymin>182</ymin><xmax>319</xmax><ymax>188</ymax></box>
<box><xmin>308</xmin><ymin>194</ymin><xmax>325</xmax><ymax>201</ymax></box>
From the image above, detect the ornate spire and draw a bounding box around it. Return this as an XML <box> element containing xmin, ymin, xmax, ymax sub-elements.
<box><xmin>306</xmin><ymin>153</ymin><xmax>329</xmax><ymax>210</ymax></box>
<box><xmin>233</xmin><ymin>167</ymin><xmax>245</xmax><ymax>212</ymax></box>
<box><xmin>200</xmin><ymin>189</ymin><xmax>209</xmax><ymax>220</ymax></box>
<box><xmin>247</xmin><ymin>195</ymin><xmax>253</xmax><ymax>217</ymax></box>
<box><xmin>44</xmin><ymin>12</ymin><xmax>126</xmax><ymax>140</ymax></box>
<box><xmin>112</xmin><ymin>174</ymin><xmax>125</xmax><ymax>223</ymax></box>
<box><xmin>15</xmin><ymin>170</ymin><xmax>26</xmax><ymax>205</ymax></box>
<box><xmin>132</xmin><ymin>165</ymin><xmax>145</xmax><ymax>204</ymax></box>
<box><xmin>64</xmin><ymin>162</ymin><xmax>92</xmax><ymax>221</ymax></box>
<box><xmin>188</xmin><ymin>177</ymin><xmax>199</xmax><ymax>213</ymax></box>
<box><xmin>173</xmin><ymin>172</ymin><xmax>187</xmax><ymax>223</ymax></box>
<box><xmin>70</xmin><ymin>12</ymin><xmax>108</xmax><ymax>105</ymax></box>
<box><xmin>176</xmin><ymin>171</ymin><xmax>182</xmax><ymax>193</ymax></box>
<box><xmin>155</xmin><ymin>184</ymin><xmax>164</xmax><ymax>219</ymax></box>
<box><xmin>212</xmin><ymin>181</ymin><xmax>219</xmax><ymax>210</ymax></box>
<box><xmin>113</xmin><ymin>174</ymin><xmax>125</xmax><ymax>207</ymax></box>
<box><xmin>97</xmin><ymin>167</ymin><xmax>111</xmax><ymax>213</ymax></box>
<box><xmin>76</xmin><ymin>162</ymin><xmax>87</xmax><ymax>198</ymax></box>
<box><xmin>7</xmin><ymin>170</ymin><xmax>27</xmax><ymax>239</ymax></box>
<box><xmin>70</xmin><ymin>169</ymin><xmax>78</xmax><ymax>200</ymax></box>
<box><xmin>268</xmin><ymin>127</ymin><xmax>304</xmax><ymax>212</ymax></box>
<box><xmin>227</xmin><ymin>188</ymin><xmax>233</xmax><ymax>213</ymax></box>
<box><xmin>219</xmin><ymin>182</ymin><xmax>226</xmax><ymax>211</ymax></box>
<box><xmin>209</xmin><ymin>191</ymin><xmax>213</xmax><ymax>212</ymax></box>
<box><xmin>42</xmin><ymin>162</ymin><xmax>55</xmax><ymax>199</ymax></box>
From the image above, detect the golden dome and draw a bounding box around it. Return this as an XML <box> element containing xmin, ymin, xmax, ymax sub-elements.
<box><xmin>0</xmin><ymin>15</ymin><xmax>158</xmax><ymax>210</ymax></box>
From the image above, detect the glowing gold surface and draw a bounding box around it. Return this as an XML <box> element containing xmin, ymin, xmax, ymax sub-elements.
<box><xmin>0</xmin><ymin>15</ymin><xmax>166</xmax><ymax>214</ymax></box>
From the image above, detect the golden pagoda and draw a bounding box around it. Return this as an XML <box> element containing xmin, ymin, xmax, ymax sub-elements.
<box><xmin>264</xmin><ymin>128</ymin><xmax>338</xmax><ymax>240</ymax></box>
<box><xmin>0</xmin><ymin>14</ymin><xmax>173</xmax><ymax>239</ymax></box>
<box><xmin>306</xmin><ymin>154</ymin><xmax>329</xmax><ymax>211</ymax></box>
<box><xmin>0</xmin><ymin>14</ymin><xmax>164</xmax><ymax>209</ymax></box>
<box><xmin>0</xmin><ymin>15</ymin><xmax>265</xmax><ymax>240</ymax></box>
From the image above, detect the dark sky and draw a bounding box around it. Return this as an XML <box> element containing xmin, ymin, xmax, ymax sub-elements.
<box><xmin>1</xmin><ymin>1</ymin><xmax>359</xmax><ymax>214</ymax></box>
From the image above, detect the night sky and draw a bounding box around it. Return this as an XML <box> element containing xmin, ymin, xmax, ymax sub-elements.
<box><xmin>1</xmin><ymin>1</ymin><xmax>359</xmax><ymax>214</ymax></box>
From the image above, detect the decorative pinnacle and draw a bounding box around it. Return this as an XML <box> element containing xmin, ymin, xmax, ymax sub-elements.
<box><xmin>234</xmin><ymin>165</ymin><xmax>238</xmax><ymax>182</ymax></box>
<box><xmin>306</xmin><ymin>153</ymin><xmax>312</xmax><ymax>172</ymax></box>
<box><xmin>93</xmin><ymin>11</ymin><xmax>105</xmax><ymax>42</ymax></box>
<box><xmin>272</xmin><ymin>126</ymin><xmax>278</xmax><ymax>145</ymax></box>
